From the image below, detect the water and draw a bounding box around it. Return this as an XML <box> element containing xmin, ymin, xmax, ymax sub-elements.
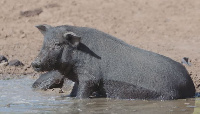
<box><xmin>0</xmin><ymin>77</ymin><xmax>200</xmax><ymax>114</ymax></box>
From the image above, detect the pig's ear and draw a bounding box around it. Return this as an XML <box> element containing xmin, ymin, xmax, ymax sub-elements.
<box><xmin>35</xmin><ymin>24</ymin><xmax>52</xmax><ymax>35</ymax></box>
<box><xmin>63</xmin><ymin>32</ymin><xmax>81</xmax><ymax>47</ymax></box>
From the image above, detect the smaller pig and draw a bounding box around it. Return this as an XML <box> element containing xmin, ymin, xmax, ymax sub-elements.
<box><xmin>32</xmin><ymin>70</ymin><xmax>65</xmax><ymax>90</ymax></box>
<box><xmin>32</xmin><ymin>70</ymin><xmax>101</xmax><ymax>98</ymax></box>
<box><xmin>32</xmin><ymin>70</ymin><xmax>78</xmax><ymax>97</ymax></box>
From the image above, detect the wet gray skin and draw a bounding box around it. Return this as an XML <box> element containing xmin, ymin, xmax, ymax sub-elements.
<box><xmin>32</xmin><ymin>24</ymin><xmax>195</xmax><ymax>100</ymax></box>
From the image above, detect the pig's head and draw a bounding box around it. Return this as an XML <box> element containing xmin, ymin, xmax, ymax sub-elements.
<box><xmin>32</xmin><ymin>24</ymin><xmax>81</xmax><ymax>72</ymax></box>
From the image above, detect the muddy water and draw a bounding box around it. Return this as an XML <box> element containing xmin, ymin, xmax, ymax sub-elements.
<box><xmin>0</xmin><ymin>77</ymin><xmax>199</xmax><ymax>114</ymax></box>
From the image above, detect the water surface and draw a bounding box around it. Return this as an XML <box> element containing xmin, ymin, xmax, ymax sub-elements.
<box><xmin>0</xmin><ymin>77</ymin><xmax>199</xmax><ymax>114</ymax></box>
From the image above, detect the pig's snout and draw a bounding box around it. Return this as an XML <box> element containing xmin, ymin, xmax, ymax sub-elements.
<box><xmin>31</xmin><ymin>60</ymin><xmax>42</xmax><ymax>72</ymax></box>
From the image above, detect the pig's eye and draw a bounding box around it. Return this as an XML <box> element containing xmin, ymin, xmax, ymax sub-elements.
<box><xmin>51</xmin><ymin>42</ymin><xmax>62</xmax><ymax>50</ymax></box>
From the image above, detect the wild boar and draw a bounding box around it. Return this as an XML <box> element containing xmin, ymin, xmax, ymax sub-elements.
<box><xmin>32</xmin><ymin>24</ymin><xmax>195</xmax><ymax>100</ymax></box>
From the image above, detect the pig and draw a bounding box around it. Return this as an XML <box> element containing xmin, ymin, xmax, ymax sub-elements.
<box><xmin>32</xmin><ymin>24</ymin><xmax>195</xmax><ymax>100</ymax></box>
<box><xmin>32</xmin><ymin>70</ymin><xmax>78</xmax><ymax>97</ymax></box>
<box><xmin>32</xmin><ymin>70</ymin><xmax>65</xmax><ymax>90</ymax></box>
<box><xmin>32</xmin><ymin>70</ymin><xmax>101</xmax><ymax>98</ymax></box>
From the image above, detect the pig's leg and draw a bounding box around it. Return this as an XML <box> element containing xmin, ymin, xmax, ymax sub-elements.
<box><xmin>76</xmin><ymin>80</ymin><xmax>98</xmax><ymax>98</ymax></box>
<box><xmin>68</xmin><ymin>82</ymin><xmax>78</xmax><ymax>97</ymax></box>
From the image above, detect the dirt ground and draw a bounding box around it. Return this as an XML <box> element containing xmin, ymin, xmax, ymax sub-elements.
<box><xmin>0</xmin><ymin>0</ymin><xmax>200</xmax><ymax>91</ymax></box>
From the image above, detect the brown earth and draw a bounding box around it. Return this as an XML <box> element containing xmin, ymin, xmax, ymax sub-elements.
<box><xmin>0</xmin><ymin>0</ymin><xmax>200</xmax><ymax>91</ymax></box>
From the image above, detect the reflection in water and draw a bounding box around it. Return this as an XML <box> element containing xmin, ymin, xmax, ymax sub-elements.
<box><xmin>0</xmin><ymin>77</ymin><xmax>198</xmax><ymax>114</ymax></box>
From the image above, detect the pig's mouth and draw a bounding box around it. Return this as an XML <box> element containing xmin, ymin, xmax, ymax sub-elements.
<box><xmin>33</xmin><ymin>66</ymin><xmax>42</xmax><ymax>72</ymax></box>
<box><xmin>32</xmin><ymin>64</ymin><xmax>57</xmax><ymax>72</ymax></box>
<box><xmin>32</xmin><ymin>63</ymin><xmax>44</xmax><ymax>72</ymax></box>
<box><xmin>32</xmin><ymin>60</ymin><xmax>59</xmax><ymax>72</ymax></box>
